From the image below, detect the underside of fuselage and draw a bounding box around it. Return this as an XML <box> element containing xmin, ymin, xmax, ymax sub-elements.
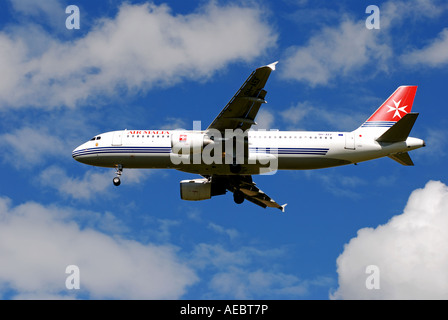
<box><xmin>72</xmin><ymin>152</ymin><xmax>353</xmax><ymax>174</ymax></box>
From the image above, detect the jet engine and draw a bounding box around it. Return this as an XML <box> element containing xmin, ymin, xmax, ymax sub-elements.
<box><xmin>180</xmin><ymin>178</ymin><xmax>211</xmax><ymax>200</ymax></box>
<box><xmin>180</xmin><ymin>178</ymin><xmax>226</xmax><ymax>201</ymax></box>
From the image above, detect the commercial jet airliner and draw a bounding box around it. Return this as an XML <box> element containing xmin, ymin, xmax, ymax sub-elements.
<box><xmin>73</xmin><ymin>62</ymin><xmax>425</xmax><ymax>212</ymax></box>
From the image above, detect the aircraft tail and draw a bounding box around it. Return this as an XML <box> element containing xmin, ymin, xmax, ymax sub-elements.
<box><xmin>356</xmin><ymin>86</ymin><xmax>418</xmax><ymax>134</ymax></box>
<box><xmin>354</xmin><ymin>86</ymin><xmax>421</xmax><ymax>166</ymax></box>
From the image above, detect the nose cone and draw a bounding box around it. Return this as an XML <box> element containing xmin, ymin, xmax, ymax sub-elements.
<box><xmin>72</xmin><ymin>144</ymin><xmax>84</xmax><ymax>161</ymax></box>
<box><xmin>72</xmin><ymin>142</ymin><xmax>93</xmax><ymax>164</ymax></box>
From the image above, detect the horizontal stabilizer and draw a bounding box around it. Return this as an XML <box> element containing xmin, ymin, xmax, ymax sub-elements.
<box><xmin>388</xmin><ymin>152</ymin><xmax>414</xmax><ymax>166</ymax></box>
<box><xmin>376</xmin><ymin>113</ymin><xmax>419</xmax><ymax>143</ymax></box>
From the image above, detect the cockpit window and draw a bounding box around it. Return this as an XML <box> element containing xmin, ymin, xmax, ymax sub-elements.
<box><xmin>90</xmin><ymin>137</ymin><xmax>96</xmax><ymax>141</ymax></box>
<box><xmin>96</xmin><ymin>137</ymin><xmax>101</xmax><ymax>140</ymax></box>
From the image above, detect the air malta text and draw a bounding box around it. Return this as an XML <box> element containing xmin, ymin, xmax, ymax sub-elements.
<box><xmin>127</xmin><ymin>130</ymin><xmax>170</xmax><ymax>135</ymax></box>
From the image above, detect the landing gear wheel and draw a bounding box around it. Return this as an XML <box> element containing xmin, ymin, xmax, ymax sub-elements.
<box><xmin>113</xmin><ymin>176</ymin><xmax>121</xmax><ymax>186</ymax></box>
<box><xmin>233</xmin><ymin>191</ymin><xmax>244</xmax><ymax>204</ymax></box>
<box><xmin>113</xmin><ymin>164</ymin><xmax>123</xmax><ymax>186</ymax></box>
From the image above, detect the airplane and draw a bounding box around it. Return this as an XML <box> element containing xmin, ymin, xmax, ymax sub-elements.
<box><xmin>72</xmin><ymin>62</ymin><xmax>425</xmax><ymax>212</ymax></box>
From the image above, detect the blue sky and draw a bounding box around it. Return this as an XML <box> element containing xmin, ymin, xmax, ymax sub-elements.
<box><xmin>0</xmin><ymin>0</ymin><xmax>448</xmax><ymax>300</ymax></box>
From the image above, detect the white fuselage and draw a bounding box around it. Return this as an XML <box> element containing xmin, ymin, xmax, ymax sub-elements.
<box><xmin>72</xmin><ymin>129</ymin><xmax>425</xmax><ymax>175</ymax></box>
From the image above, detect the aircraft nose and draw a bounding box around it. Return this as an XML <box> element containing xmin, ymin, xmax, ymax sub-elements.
<box><xmin>72</xmin><ymin>146</ymin><xmax>80</xmax><ymax>159</ymax></box>
<box><xmin>72</xmin><ymin>143</ymin><xmax>86</xmax><ymax>160</ymax></box>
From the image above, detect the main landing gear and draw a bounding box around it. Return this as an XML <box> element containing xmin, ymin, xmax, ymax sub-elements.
<box><xmin>229</xmin><ymin>163</ymin><xmax>242</xmax><ymax>174</ymax></box>
<box><xmin>233</xmin><ymin>190</ymin><xmax>244</xmax><ymax>204</ymax></box>
<box><xmin>113</xmin><ymin>165</ymin><xmax>123</xmax><ymax>186</ymax></box>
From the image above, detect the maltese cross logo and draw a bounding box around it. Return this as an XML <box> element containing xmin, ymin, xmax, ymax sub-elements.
<box><xmin>387</xmin><ymin>99</ymin><xmax>408</xmax><ymax>119</ymax></box>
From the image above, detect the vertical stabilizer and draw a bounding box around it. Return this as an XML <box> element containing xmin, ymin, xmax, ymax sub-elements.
<box><xmin>357</xmin><ymin>86</ymin><xmax>417</xmax><ymax>134</ymax></box>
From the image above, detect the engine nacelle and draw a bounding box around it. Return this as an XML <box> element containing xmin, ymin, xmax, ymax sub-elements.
<box><xmin>180</xmin><ymin>178</ymin><xmax>212</xmax><ymax>201</ymax></box>
<box><xmin>171</xmin><ymin>131</ymin><xmax>214</xmax><ymax>154</ymax></box>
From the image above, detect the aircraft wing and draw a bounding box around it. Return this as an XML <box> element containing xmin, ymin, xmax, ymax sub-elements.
<box><xmin>207</xmin><ymin>62</ymin><xmax>278</xmax><ymax>132</ymax></box>
<box><xmin>213</xmin><ymin>175</ymin><xmax>287</xmax><ymax>212</ymax></box>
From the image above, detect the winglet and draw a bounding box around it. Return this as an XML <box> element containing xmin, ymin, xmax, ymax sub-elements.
<box><xmin>266</xmin><ymin>61</ymin><xmax>278</xmax><ymax>71</ymax></box>
<box><xmin>280</xmin><ymin>203</ymin><xmax>287</xmax><ymax>213</ymax></box>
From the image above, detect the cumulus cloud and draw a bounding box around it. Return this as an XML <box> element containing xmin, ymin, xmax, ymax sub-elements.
<box><xmin>0</xmin><ymin>197</ymin><xmax>197</xmax><ymax>299</ymax></box>
<box><xmin>39</xmin><ymin>166</ymin><xmax>150</xmax><ymax>200</ymax></box>
<box><xmin>281</xmin><ymin>19</ymin><xmax>391</xmax><ymax>86</ymax></box>
<box><xmin>280</xmin><ymin>0</ymin><xmax>448</xmax><ymax>86</ymax></box>
<box><xmin>332</xmin><ymin>180</ymin><xmax>448</xmax><ymax>299</ymax></box>
<box><xmin>0</xmin><ymin>127</ymin><xmax>66</xmax><ymax>168</ymax></box>
<box><xmin>381</xmin><ymin>0</ymin><xmax>447</xmax><ymax>29</ymax></box>
<box><xmin>0</xmin><ymin>2</ymin><xmax>276</xmax><ymax>109</ymax></box>
<box><xmin>401</xmin><ymin>28</ymin><xmax>448</xmax><ymax>67</ymax></box>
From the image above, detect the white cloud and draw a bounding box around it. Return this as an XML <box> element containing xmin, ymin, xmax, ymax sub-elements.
<box><xmin>0</xmin><ymin>197</ymin><xmax>197</xmax><ymax>299</ymax></box>
<box><xmin>207</xmin><ymin>222</ymin><xmax>239</xmax><ymax>240</ymax></box>
<box><xmin>381</xmin><ymin>0</ymin><xmax>447</xmax><ymax>29</ymax></box>
<box><xmin>191</xmin><ymin>243</ymin><xmax>331</xmax><ymax>299</ymax></box>
<box><xmin>332</xmin><ymin>180</ymin><xmax>448</xmax><ymax>299</ymax></box>
<box><xmin>8</xmin><ymin>0</ymin><xmax>65</xmax><ymax>28</ymax></box>
<box><xmin>281</xmin><ymin>19</ymin><xmax>391</xmax><ymax>86</ymax></box>
<box><xmin>280</xmin><ymin>101</ymin><xmax>365</xmax><ymax>131</ymax></box>
<box><xmin>39</xmin><ymin>166</ymin><xmax>150</xmax><ymax>200</ymax></box>
<box><xmin>0</xmin><ymin>127</ymin><xmax>66</xmax><ymax>168</ymax></box>
<box><xmin>253</xmin><ymin>109</ymin><xmax>275</xmax><ymax>130</ymax></box>
<box><xmin>279</xmin><ymin>102</ymin><xmax>313</xmax><ymax>130</ymax></box>
<box><xmin>0</xmin><ymin>2</ymin><xmax>276</xmax><ymax>109</ymax></box>
<box><xmin>302</xmin><ymin>171</ymin><xmax>366</xmax><ymax>198</ymax></box>
<box><xmin>209</xmin><ymin>268</ymin><xmax>310</xmax><ymax>299</ymax></box>
<box><xmin>40</xmin><ymin>166</ymin><xmax>111</xmax><ymax>200</ymax></box>
<box><xmin>419</xmin><ymin>128</ymin><xmax>448</xmax><ymax>159</ymax></box>
<box><xmin>280</xmin><ymin>0</ymin><xmax>448</xmax><ymax>86</ymax></box>
<box><xmin>401</xmin><ymin>28</ymin><xmax>448</xmax><ymax>67</ymax></box>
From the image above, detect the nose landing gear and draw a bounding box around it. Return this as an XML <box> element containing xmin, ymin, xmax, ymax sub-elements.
<box><xmin>113</xmin><ymin>165</ymin><xmax>123</xmax><ymax>186</ymax></box>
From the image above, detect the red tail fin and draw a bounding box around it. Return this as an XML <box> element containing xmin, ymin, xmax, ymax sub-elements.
<box><xmin>363</xmin><ymin>86</ymin><xmax>417</xmax><ymax>127</ymax></box>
